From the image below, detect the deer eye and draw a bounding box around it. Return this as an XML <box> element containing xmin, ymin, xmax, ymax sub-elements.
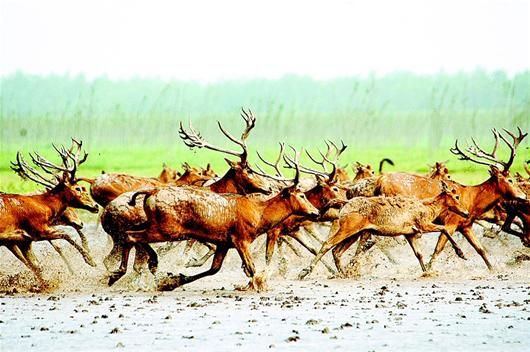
<box><xmin>299</xmin><ymin>194</ymin><xmax>305</xmax><ymax>199</ymax></box>
<box><xmin>455</xmin><ymin>195</ymin><xmax>460</xmax><ymax>200</ymax></box>
<box><xmin>332</xmin><ymin>187</ymin><xmax>339</xmax><ymax>192</ymax></box>
<box><xmin>508</xmin><ymin>179</ymin><xmax>513</xmax><ymax>183</ymax></box>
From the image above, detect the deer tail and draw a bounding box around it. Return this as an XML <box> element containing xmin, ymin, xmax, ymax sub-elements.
<box><xmin>128</xmin><ymin>189</ymin><xmax>157</xmax><ymax>206</ymax></box>
<box><xmin>378</xmin><ymin>158</ymin><xmax>394</xmax><ymax>174</ymax></box>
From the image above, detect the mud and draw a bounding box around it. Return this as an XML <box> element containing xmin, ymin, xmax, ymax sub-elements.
<box><xmin>0</xmin><ymin>222</ymin><xmax>529</xmax><ymax>351</ymax></box>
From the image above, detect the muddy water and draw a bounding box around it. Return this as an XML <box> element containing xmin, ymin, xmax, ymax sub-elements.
<box><xmin>0</xmin><ymin>223</ymin><xmax>529</xmax><ymax>351</ymax></box>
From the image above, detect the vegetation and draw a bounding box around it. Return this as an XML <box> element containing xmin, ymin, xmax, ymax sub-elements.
<box><xmin>1</xmin><ymin>70</ymin><xmax>529</xmax><ymax>193</ymax></box>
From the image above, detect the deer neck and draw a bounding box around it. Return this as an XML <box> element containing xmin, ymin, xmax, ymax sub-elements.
<box><xmin>305</xmin><ymin>186</ymin><xmax>324</xmax><ymax>209</ymax></box>
<box><xmin>462</xmin><ymin>178</ymin><xmax>502</xmax><ymax>218</ymax></box>
<box><xmin>36</xmin><ymin>188</ymin><xmax>69</xmax><ymax>218</ymax></box>
<box><xmin>257</xmin><ymin>195</ymin><xmax>294</xmax><ymax>233</ymax></box>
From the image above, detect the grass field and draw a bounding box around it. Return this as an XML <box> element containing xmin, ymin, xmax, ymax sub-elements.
<box><xmin>1</xmin><ymin>71</ymin><xmax>529</xmax><ymax>193</ymax></box>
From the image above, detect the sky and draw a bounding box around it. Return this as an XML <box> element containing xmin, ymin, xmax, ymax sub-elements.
<box><xmin>0</xmin><ymin>0</ymin><xmax>529</xmax><ymax>81</ymax></box>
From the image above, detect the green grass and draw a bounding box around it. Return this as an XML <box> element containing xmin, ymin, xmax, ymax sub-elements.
<box><xmin>1</xmin><ymin>144</ymin><xmax>527</xmax><ymax>194</ymax></box>
<box><xmin>1</xmin><ymin>71</ymin><xmax>529</xmax><ymax>193</ymax></box>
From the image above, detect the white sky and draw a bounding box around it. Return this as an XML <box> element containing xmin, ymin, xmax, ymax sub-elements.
<box><xmin>1</xmin><ymin>0</ymin><xmax>529</xmax><ymax>81</ymax></box>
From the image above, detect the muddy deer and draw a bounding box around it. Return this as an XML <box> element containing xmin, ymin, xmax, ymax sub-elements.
<box><xmin>0</xmin><ymin>140</ymin><xmax>98</xmax><ymax>285</ymax></box>
<box><xmin>79</xmin><ymin>162</ymin><xmax>214</xmax><ymax>208</ymax></box>
<box><xmin>101</xmin><ymin>109</ymin><xmax>274</xmax><ymax>274</ymax></box>
<box><xmin>110</xmin><ymin>151</ymin><xmax>318</xmax><ymax>291</ymax></box>
<box><xmin>249</xmin><ymin>143</ymin><xmax>349</xmax><ymax>277</ymax></box>
<box><xmin>298</xmin><ymin>182</ymin><xmax>469</xmax><ymax>279</ymax></box>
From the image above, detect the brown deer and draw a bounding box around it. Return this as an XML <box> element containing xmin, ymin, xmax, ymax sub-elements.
<box><xmin>79</xmin><ymin>162</ymin><xmax>214</xmax><ymax>208</ymax></box>
<box><xmin>250</xmin><ymin>143</ymin><xmax>349</xmax><ymax>277</ymax></box>
<box><xmin>111</xmin><ymin>152</ymin><xmax>318</xmax><ymax>291</ymax></box>
<box><xmin>298</xmin><ymin>183</ymin><xmax>469</xmax><ymax>279</ymax></box>
<box><xmin>0</xmin><ymin>140</ymin><xmax>98</xmax><ymax>285</ymax></box>
<box><xmin>427</xmin><ymin>127</ymin><xmax>527</xmax><ymax>270</ymax></box>
<box><xmin>101</xmin><ymin>109</ymin><xmax>274</xmax><ymax>274</ymax></box>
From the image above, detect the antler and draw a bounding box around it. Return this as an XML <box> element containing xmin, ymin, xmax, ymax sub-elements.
<box><xmin>451</xmin><ymin>127</ymin><xmax>527</xmax><ymax>171</ymax></box>
<box><xmin>302</xmin><ymin>140</ymin><xmax>347</xmax><ymax>181</ymax></box>
<box><xmin>30</xmin><ymin>139</ymin><xmax>87</xmax><ymax>182</ymax></box>
<box><xmin>11</xmin><ymin>139</ymin><xmax>88</xmax><ymax>186</ymax></box>
<box><xmin>248</xmin><ymin>145</ymin><xmax>301</xmax><ymax>184</ymax></box>
<box><xmin>10</xmin><ymin>152</ymin><xmax>57</xmax><ymax>189</ymax></box>
<box><xmin>524</xmin><ymin>160</ymin><xmax>530</xmax><ymax>177</ymax></box>
<box><xmin>256</xmin><ymin>142</ymin><xmax>285</xmax><ymax>178</ymax></box>
<box><xmin>179</xmin><ymin>108</ymin><xmax>256</xmax><ymax>165</ymax></box>
<box><xmin>498</xmin><ymin>127</ymin><xmax>527</xmax><ymax>170</ymax></box>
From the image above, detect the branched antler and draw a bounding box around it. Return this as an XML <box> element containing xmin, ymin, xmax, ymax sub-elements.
<box><xmin>11</xmin><ymin>139</ymin><xmax>88</xmax><ymax>186</ymax></box>
<box><xmin>451</xmin><ymin>127</ymin><xmax>527</xmax><ymax>171</ymax></box>
<box><xmin>178</xmin><ymin>108</ymin><xmax>256</xmax><ymax>165</ymax></box>
<box><xmin>256</xmin><ymin>143</ymin><xmax>285</xmax><ymax>178</ymax></box>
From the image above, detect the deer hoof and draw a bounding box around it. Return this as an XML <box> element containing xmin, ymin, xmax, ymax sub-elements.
<box><xmin>156</xmin><ymin>273</ymin><xmax>187</xmax><ymax>291</ymax></box>
<box><xmin>297</xmin><ymin>268</ymin><xmax>311</xmax><ymax>280</ymax></box>
<box><xmin>108</xmin><ymin>271</ymin><xmax>125</xmax><ymax>286</ymax></box>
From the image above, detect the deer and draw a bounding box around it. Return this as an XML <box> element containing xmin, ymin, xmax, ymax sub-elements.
<box><xmin>101</xmin><ymin>109</ymin><xmax>274</xmax><ymax>275</ymax></box>
<box><xmin>0</xmin><ymin>140</ymin><xmax>98</xmax><ymax>286</ymax></box>
<box><xmin>425</xmin><ymin>127</ymin><xmax>528</xmax><ymax>270</ymax></box>
<box><xmin>298</xmin><ymin>182</ymin><xmax>469</xmax><ymax>279</ymax></box>
<box><xmin>245</xmin><ymin>142</ymin><xmax>349</xmax><ymax>277</ymax></box>
<box><xmin>79</xmin><ymin>162</ymin><xmax>215</xmax><ymax>208</ymax></box>
<box><xmin>110</xmin><ymin>150</ymin><xmax>318</xmax><ymax>291</ymax></box>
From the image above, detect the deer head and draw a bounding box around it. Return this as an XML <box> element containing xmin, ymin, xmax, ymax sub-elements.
<box><xmin>451</xmin><ymin>127</ymin><xmax>527</xmax><ymax>200</ymax></box>
<box><xmin>11</xmin><ymin>139</ymin><xmax>99</xmax><ymax>213</ymax></box>
<box><xmin>179</xmin><ymin>109</ymin><xmax>273</xmax><ymax>194</ymax></box>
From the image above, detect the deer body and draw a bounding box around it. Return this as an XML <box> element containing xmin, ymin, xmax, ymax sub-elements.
<box><xmin>108</xmin><ymin>185</ymin><xmax>318</xmax><ymax>289</ymax></box>
<box><xmin>298</xmin><ymin>190</ymin><xmax>468</xmax><ymax>279</ymax></box>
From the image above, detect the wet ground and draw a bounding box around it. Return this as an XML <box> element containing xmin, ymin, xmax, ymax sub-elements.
<box><xmin>0</xmin><ymin>223</ymin><xmax>529</xmax><ymax>351</ymax></box>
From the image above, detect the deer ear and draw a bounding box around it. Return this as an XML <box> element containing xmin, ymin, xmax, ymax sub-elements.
<box><xmin>488</xmin><ymin>165</ymin><xmax>500</xmax><ymax>177</ymax></box>
<box><xmin>443</xmin><ymin>167</ymin><xmax>448</xmax><ymax>174</ymax></box>
<box><xmin>225</xmin><ymin>158</ymin><xmax>237</xmax><ymax>168</ymax></box>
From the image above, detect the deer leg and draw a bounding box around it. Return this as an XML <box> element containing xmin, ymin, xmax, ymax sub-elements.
<box><xmin>74</xmin><ymin>227</ymin><xmax>91</xmax><ymax>254</ymax></box>
<box><xmin>460</xmin><ymin>226</ymin><xmax>494</xmax><ymax>271</ymax></box>
<box><xmin>108</xmin><ymin>243</ymin><xmax>133</xmax><ymax>285</ymax></box>
<box><xmin>265</xmin><ymin>229</ymin><xmax>281</xmax><ymax>267</ymax></box>
<box><xmin>427</xmin><ymin>224</ymin><xmax>458</xmax><ymax>270</ymax></box>
<box><xmin>104</xmin><ymin>242</ymin><xmax>123</xmax><ymax>272</ymax></box>
<box><xmin>332</xmin><ymin>234</ymin><xmax>364</xmax><ymax>276</ymax></box>
<box><xmin>133</xmin><ymin>244</ymin><xmax>150</xmax><ymax>273</ymax></box>
<box><xmin>298</xmin><ymin>220</ymin><xmax>364</xmax><ymax>280</ymax></box>
<box><xmin>41</xmin><ymin>228</ymin><xmax>97</xmax><ymax>267</ymax></box>
<box><xmin>420</xmin><ymin>223</ymin><xmax>467</xmax><ymax>261</ymax></box>
<box><xmin>185</xmin><ymin>242</ymin><xmax>216</xmax><ymax>268</ymax></box>
<box><xmin>287</xmin><ymin>230</ymin><xmax>336</xmax><ymax>274</ymax></box>
<box><xmin>157</xmin><ymin>244</ymin><xmax>229</xmax><ymax>291</ymax></box>
<box><xmin>234</xmin><ymin>240</ymin><xmax>269</xmax><ymax>291</ymax></box>
<box><xmin>341</xmin><ymin>232</ymin><xmax>376</xmax><ymax>273</ymax></box>
<box><xmin>140</xmin><ymin>244</ymin><xmax>158</xmax><ymax>274</ymax></box>
<box><xmin>6</xmin><ymin>243</ymin><xmax>45</xmax><ymax>284</ymax></box>
<box><xmin>404</xmin><ymin>235</ymin><xmax>426</xmax><ymax>272</ymax></box>
<box><xmin>48</xmin><ymin>240</ymin><xmax>75</xmax><ymax>274</ymax></box>
<box><xmin>303</xmin><ymin>223</ymin><xmax>324</xmax><ymax>244</ymax></box>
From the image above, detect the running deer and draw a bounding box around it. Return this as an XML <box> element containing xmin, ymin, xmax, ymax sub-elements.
<box><xmin>101</xmin><ymin>109</ymin><xmax>274</xmax><ymax>274</ymax></box>
<box><xmin>0</xmin><ymin>140</ymin><xmax>98</xmax><ymax>285</ymax></box>
<box><xmin>110</xmin><ymin>151</ymin><xmax>318</xmax><ymax>291</ymax></box>
<box><xmin>298</xmin><ymin>182</ymin><xmax>469</xmax><ymax>279</ymax></box>
<box><xmin>427</xmin><ymin>127</ymin><xmax>527</xmax><ymax>270</ymax></box>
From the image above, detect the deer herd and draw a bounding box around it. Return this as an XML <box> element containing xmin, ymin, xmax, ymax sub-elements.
<box><xmin>1</xmin><ymin>109</ymin><xmax>529</xmax><ymax>292</ymax></box>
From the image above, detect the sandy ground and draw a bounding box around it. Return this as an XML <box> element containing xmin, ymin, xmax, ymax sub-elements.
<box><xmin>0</xmin><ymin>223</ymin><xmax>529</xmax><ymax>351</ymax></box>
